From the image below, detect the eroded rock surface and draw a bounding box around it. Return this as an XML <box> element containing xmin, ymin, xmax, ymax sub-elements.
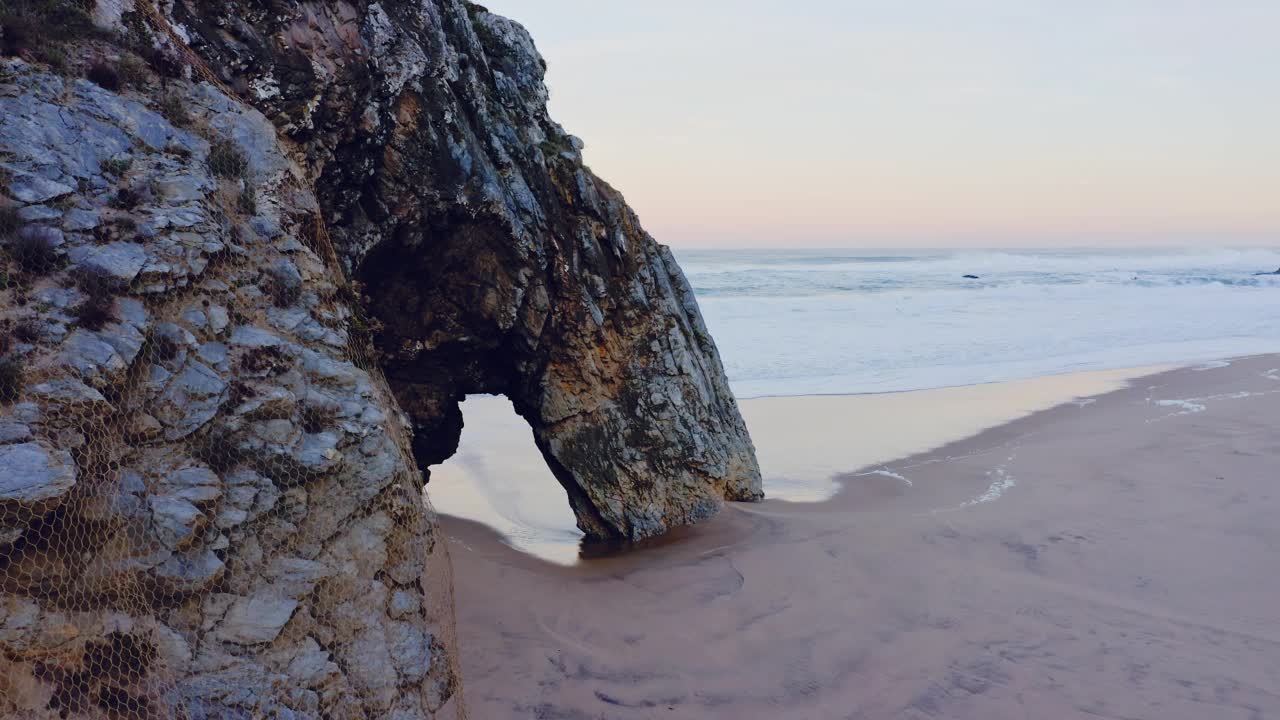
<box><xmin>0</xmin><ymin>57</ymin><xmax>453</xmax><ymax>719</ymax></box>
<box><xmin>1</xmin><ymin>0</ymin><xmax>759</xmax><ymax>717</ymax></box>
<box><xmin>169</xmin><ymin>0</ymin><xmax>763</xmax><ymax>541</ymax></box>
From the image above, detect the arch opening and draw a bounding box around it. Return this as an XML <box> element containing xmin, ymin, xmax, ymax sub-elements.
<box><xmin>352</xmin><ymin>206</ymin><xmax>762</xmax><ymax>547</ymax></box>
<box><xmin>424</xmin><ymin>394</ymin><xmax>585</xmax><ymax>563</ymax></box>
<box><xmin>352</xmin><ymin>221</ymin><xmax>618</xmax><ymax>548</ymax></box>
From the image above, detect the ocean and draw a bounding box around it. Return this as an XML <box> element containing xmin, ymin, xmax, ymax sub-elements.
<box><xmin>675</xmin><ymin>247</ymin><xmax>1280</xmax><ymax>397</ymax></box>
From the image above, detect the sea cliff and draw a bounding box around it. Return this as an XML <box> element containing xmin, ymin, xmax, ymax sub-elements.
<box><xmin>0</xmin><ymin>1</ymin><xmax>760</xmax><ymax>717</ymax></box>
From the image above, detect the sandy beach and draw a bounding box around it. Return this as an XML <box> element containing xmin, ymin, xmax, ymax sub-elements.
<box><xmin>428</xmin><ymin>366</ymin><xmax>1175</xmax><ymax>561</ymax></box>
<box><xmin>440</xmin><ymin>355</ymin><xmax>1280</xmax><ymax>719</ymax></box>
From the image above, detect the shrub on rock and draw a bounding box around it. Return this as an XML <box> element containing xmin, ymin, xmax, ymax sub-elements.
<box><xmin>8</xmin><ymin>225</ymin><xmax>61</xmax><ymax>275</ymax></box>
<box><xmin>117</xmin><ymin>54</ymin><xmax>149</xmax><ymax>89</ymax></box>
<box><xmin>0</xmin><ymin>0</ymin><xmax>98</xmax><ymax>57</ymax></box>
<box><xmin>86</xmin><ymin>59</ymin><xmax>122</xmax><ymax>91</ymax></box>
<box><xmin>71</xmin><ymin>266</ymin><xmax>119</xmax><ymax>330</ymax></box>
<box><xmin>207</xmin><ymin>139</ymin><xmax>249</xmax><ymax>179</ymax></box>
<box><xmin>0</xmin><ymin>203</ymin><xmax>19</xmax><ymax>236</ymax></box>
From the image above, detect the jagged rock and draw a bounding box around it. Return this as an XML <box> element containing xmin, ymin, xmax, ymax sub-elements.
<box><xmin>154</xmin><ymin>360</ymin><xmax>228</xmax><ymax>439</ymax></box>
<box><xmin>284</xmin><ymin>637</ymin><xmax>343</xmax><ymax>688</ymax></box>
<box><xmin>217</xmin><ymin>469</ymin><xmax>279</xmax><ymax>529</ymax></box>
<box><xmin>389</xmin><ymin>620</ymin><xmax>433</xmax><ymax>683</ymax></box>
<box><xmin>165</xmin><ymin>0</ymin><xmax>762</xmax><ymax>542</ymax></box>
<box><xmin>265</xmin><ymin>557</ymin><xmax>333</xmax><ymax>599</ymax></box>
<box><xmin>266</xmin><ymin>258</ymin><xmax>303</xmax><ymax>295</ymax></box>
<box><xmin>0</xmin><ymin>68</ymin><xmax>132</xmax><ymax>191</ymax></box>
<box><xmin>63</xmin><ymin>207</ymin><xmax>100</xmax><ymax>231</ymax></box>
<box><xmin>26</xmin><ymin>377</ymin><xmax>99</xmax><ymax>406</ymax></box>
<box><xmin>389</xmin><ymin>589</ymin><xmax>422</xmax><ymax>620</ymax></box>
<box><xmin>0</xmin><ymin>442</ymin><xmax>77</xmax><ymax>507</ymax></box>
<box><xmin>0</xmin><ymin>419</ymin><xmax>33</xmax><ymax>444</ymax></box>
<box><xmin>67</xmin><ymin>241</ymin><xmax>148</xmax><ymax>285</ymax></box>
<box><xmin>58</xmin><ymin>328</ymin><xmax>130</xmax><ymax>387</ymax></box>
<box><xmin>16</xmin><ymin>204</ymin><xmax>61</xmax><ymax>222</ymax></box>
<box><xmin>229</xmin><ymin>325</ymin><xmax>288</xmax><ymax>349</ymax></box>
<box><xmin>5</xmin><ymin>171</ymin><xmax>73</xmax><ymax>204</ymax></box>
<box><xmin>296</xmin><ymin>431</ymin><xmax>344</xmax><ymax>474</ymax></box>
<box><xmin>0</xmin><ymin>525</ymin><xmax>23</xmax><ymax>546</ymax></box>
<box><xmin>30</xmin><ymin>287</ymin><xmax>80</xmax><ymax>311</ymax></box>
<box><xmin>128</xmin><ymin>413</ymin><xmax>163</xmax><ymax>440</ymax></box>
<box><xmin>158</xmin><ymin>466</ymin><xmax>223</xmax><ymax>506</ymax></box>
<box><xmin>149</xmin><ymin>495</ymin><xmax>207</xmax><ymax>551</ymax></box>
<box><xmin>109</xmin><ymin>297</ymin><xmax>151</xmax><ymax>355</ymax></box>
<box><xmin>207</xmin><ymin>305</ymin><xmax>231</xmax><ymax>335</ymax></box>
<box><xmin>153</xmin><ymin>548</ymin><xmax>227</xmax><ymax>594</ymax></box>
<box><xmin>232</xmin><ymin>385</ymin><xmax>296</xmax><ymax>420</ymax></box>
<box><xmin>153</xmin><ymin>173</ymin><xmax>214</xmax><ymax>204</ymax></box>
<box><xmin>212</xmin><ymin>594</ymin><xmax>299</xmax><ymax>645</ymax></box>
<box><xmin>1</xmin><ymin>0</ymin><xmax>759</xmax><ymax>716</ymax></box>
<box><xmin>197</xmin><ymin>341</ymin><xmax>229</xmax><ymax>369</ymax></box>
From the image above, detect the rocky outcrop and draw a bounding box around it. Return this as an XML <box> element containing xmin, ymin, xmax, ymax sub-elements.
<box><xmin>0</xmin><ymin>0</ymin><xmax>760</xmax><ymax>717</ymax></box>
<box><xmin>165</xmin><ymin>0</ymin><xmax>763</xmax><ymax>540</ymax></box>
<box><xmin>0</xmin><ymin>58</ymin><xmax>455</xmax><ymax>719</ymax></box>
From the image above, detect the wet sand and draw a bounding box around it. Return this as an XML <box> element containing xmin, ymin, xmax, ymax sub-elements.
<box><xmin>430</xmin><ymin>366</ymin><xmax>1172</xmax><ymax>562</ymax></box>
<box><xmin>441</xmin><ymin>356</ymin><xmax>1280</xmax><ymax>719</ymax></box>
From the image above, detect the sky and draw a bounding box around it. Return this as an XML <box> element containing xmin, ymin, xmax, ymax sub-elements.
<box><xmin>480</xmin><ymin>1</ymin><xmax>1280</xmax><ymax>248</ymax></box>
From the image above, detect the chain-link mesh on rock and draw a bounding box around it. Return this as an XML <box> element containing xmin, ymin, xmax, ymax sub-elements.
<box><xmin>0</xmin><ymin>15</ymin><xmax>464</xmax><ymax>717</ymax></box>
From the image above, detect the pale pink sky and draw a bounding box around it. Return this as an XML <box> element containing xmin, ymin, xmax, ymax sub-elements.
<box><xmin>483</xmin><ymin>1</ymin><xmax>1280</xmax><ymax>248</ymax></box>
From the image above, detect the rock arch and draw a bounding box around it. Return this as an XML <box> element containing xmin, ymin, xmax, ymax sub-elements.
<box><xmin>356</xmin><ymin>209</ymin><xmax>762</xmax><ymax>542</ymax></box>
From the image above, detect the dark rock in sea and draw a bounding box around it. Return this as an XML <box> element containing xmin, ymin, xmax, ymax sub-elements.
<box><xmin>1254</xmin><ymin>268</ymin><xmax>1280</xmax><ymax>276</ymax></box>
<box><xmin>0</xmin><ymin>1</ymin><xmax>761</xmax><ymax>717</ymax></box>
<box><xmin>963</xmin><ymin>274</ymin><xmax>981</xmax><ymax>279</ymax></box>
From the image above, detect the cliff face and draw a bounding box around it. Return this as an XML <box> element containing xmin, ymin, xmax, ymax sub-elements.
<box><xmin>0</xmin><ymin>58</ymin><xmax>459</xmax><ymax>718</ymax></box>
<box><xmin>0</xmin><ymin>1</ymin><xmax>760</xmax><ymax>718</ymax></box>
<box><xmin>167</xmin><ymin>0</ymin><xmax>763</xmax><ymax>540</ymax></box>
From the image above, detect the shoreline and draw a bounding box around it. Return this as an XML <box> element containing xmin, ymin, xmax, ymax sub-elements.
<box><xmin>728</xmin><ymin>355</ymin><xmax>1236</xmax><ymax>401</ymax></box>
<box><xmin>438</xmin><ymin>359</ymin><xmax>1187</xmax><ymax>566</ymax></box>
<box><xmin>440</xmin><ymin>354</ymin><xmax>1280</xmax><ymax>718</ymax></box>
<box><xmin>738</xmin><ymin>362</ymin><xmax>1175</xmax><ymax>505</ymax></box>
<box><xmin>430</xmin><ymin>360</ymin><xmax>1187</xmax><ymax>561</ymax></box>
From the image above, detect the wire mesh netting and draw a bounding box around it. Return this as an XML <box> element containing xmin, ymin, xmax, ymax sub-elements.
<box><xmin>0</xmin><ymin>7</ymin><xmax>466</xmax><ymax>716</ymax></box>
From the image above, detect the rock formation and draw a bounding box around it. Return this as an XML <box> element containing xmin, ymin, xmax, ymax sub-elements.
<box><xmin>166</xmin><ymin>0</ymin><xmax>763</xmax><ymax>540</ymax></box>
<box><xmin>0</xmin><ymin>1</ymin><xmax>761</xmax><ymax>718</ymax></box>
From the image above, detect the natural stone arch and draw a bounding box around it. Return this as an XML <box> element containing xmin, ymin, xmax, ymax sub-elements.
<box><xmin>0</xmin><ymin>2</ymin><xmax>761</xmax><ymax>719</ymax></box>
<box><xmin>172</xmin><ymin>0</ymin><xmax>762</xmax><ymax>542</ymax></box>
<box><xmin>356</xmin><ymin>211</ymin><xmax>762</xmax><ymax>542</ymax></box>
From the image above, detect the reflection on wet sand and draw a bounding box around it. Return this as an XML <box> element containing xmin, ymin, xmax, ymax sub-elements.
<box><xmin>428</xmin><ymin>365</ymin><xmax>1169</xmax><ymax>563</ymax></box>
<box><xmin>438</xmin><ymin>356</ymin><xmax>1280</xmax><ymax>719</ymax></box>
